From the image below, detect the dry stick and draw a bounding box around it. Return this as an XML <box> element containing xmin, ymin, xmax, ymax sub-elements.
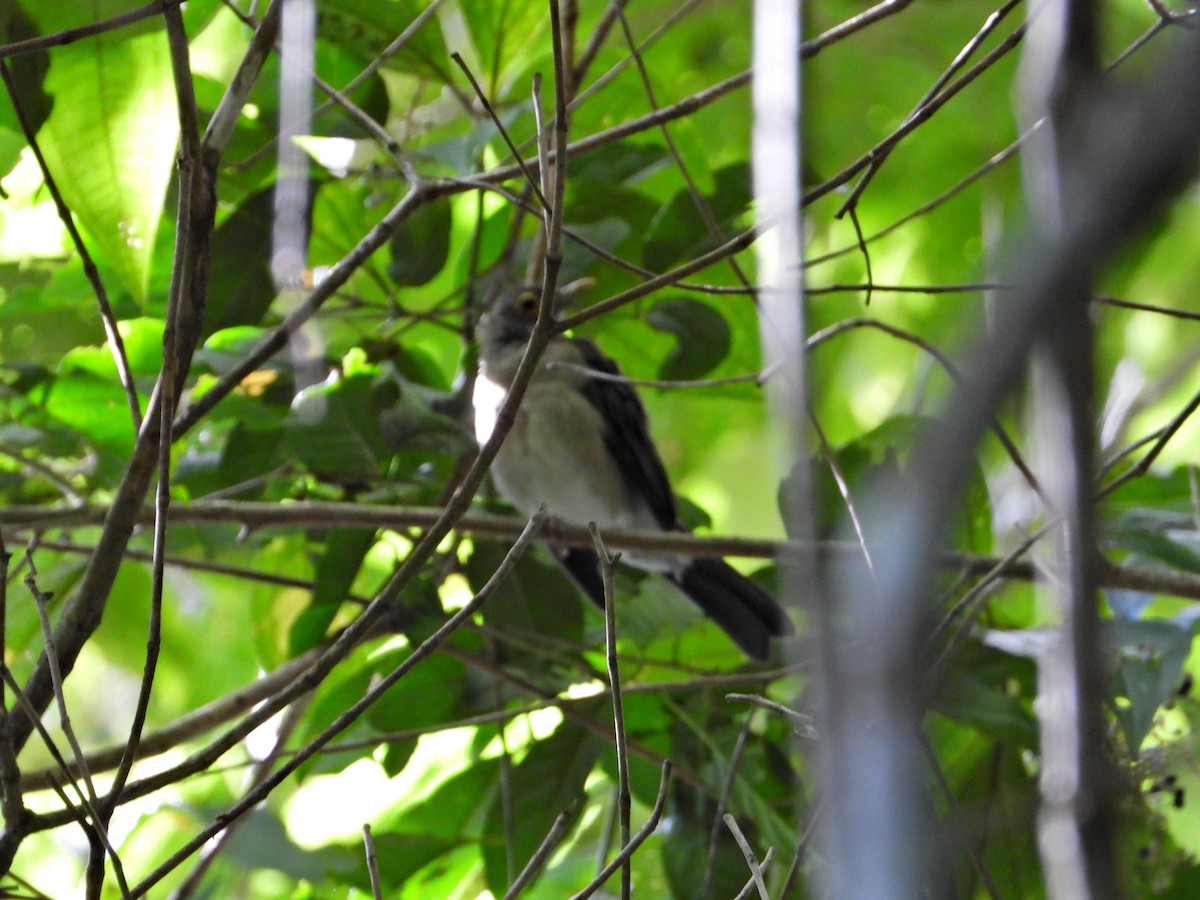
<box><xmin>590</xmin><ymin>526</ymin><xmax>631</xmax><ymax>900</ymax></box>
<box><xmin>0</xmin><ymin>0</ymin><xmax>185</xmax><ymax>59</ymax></box>
<box><xmin>1</xmin><ymin>870</ymin><xmax>52</xmax><ymax>900</ymax></box>
<box><xmin>480</xmin><ymin>67</ymin><xmax>751</xmax><ymax>190</ymax></box>
<box><xmin>700</xmin><ymin>710</ymin><xmax>756</xmax><ymax>900</ymax></box>
<box><xmin>568</xmin><ymin>762</ymin><xmax>672</xmax><ymax>900</ymax></box>
<box><xmin>363</xmin><ymin>824</ymin><xmax>383</xmax><ymax>900</ymax></box>
<box><xmin>722</xmin><ymin>813</ymin><xmax>769</xmax><ymax>900</ymax></box>
<box><xmin>808</xmin><ymin>18</ymin><xmax>1168</xmax><ymax>270</ymax></box>
<box><xmin>572</xmin><ymin>0</ymin><xmax>629</xmax><ymax>86</ymax></box>
<box><xmin>0</xmin><ymin>665</ymin><xmax>124</xmax><ymax>891</ymax></box>
<box><xmin>919</xmin><ymin>735</ymin><xmax>1003</xmax><ymax>900</ymax></box>
<box><xmin>545</xmin><ymin>0</ymin><xmax>570</xmax><ymax>271</ymax></box>
<box><xmin>225</xmin><ymin>0</ymin><xmax>448</xmax><ymax>172</ymax></box>
<box><xmin>127</xmin><ymin>512</ymin><xmax>547</xmax><ymax>897</ymax></box>
<box><xmin>808</xmin><ymin>281</ymin><xmax>1011</xmax><ymax>295</ymax></box>
<box><xmin>811</xmin><ymin>411</ymin><xmax>874</xmax><ymax>575</ymax></box>
<box><xmin>19</xmin><ymin>499</ymin><xmax>1200</xmax><ymax>600</ymax></box>
<box><xmin>203</xmin><ymin>0</ymin><xmax>283</xmax><ymax>153</ymax></box>
<box><xmin>23</xmin><ymin>552</ymin><xmax>98</xmax><ymax>810</ymax></box>
<box><xmin>533</xmin><ymin>74</ymin><xmax>550</xmax><ymax>201</ymax></box>
<box><xmin>499</xmin><ymin>710</ymin><xmax>517</xmax><ymax>887</ymax></box>
<box><xmin>833</xmin><ymin>16</ymin><xmax>1200</xmax><ymax>896</ymax></box>
<box><xmin>803</xmin><ymin>0</ymin><xmax>915</xmax><ymax>59</ymax></box>
<box><xmin>501</xmin><ymin>802</ymin><xmax>579</xmax><ymax>900</ymax></box>
<box><xmin>558</xmin><ymin>225</ymin><xmax>760</xmax><ymax>331</ymax></box>
<box><xmin>1095</xmin><ymin>294</ymin><xmax>1200</xmax><ymax>322</ymax></box>
<box><xmin>778</xmin><ymin>799</ymin><xmax>821</xmax><ymax>898</ymax></box>
<box><xmin>5</xmin><ymin>0</ymin><xmax>278</xmax><ymax>782</ymax></box>
<box><xmin>0</xmin><ymin>61</ymin><xmax>141</xmax><ymax>431</ymax></box>
<box><xmin>170</xmin><ymin>179</ymin><xmax>438</xmax><ymax>438</ymax></box>
<box><xmin>732</xmin><ymin>848</ymin><xmax>776</xmax><ymax>900</ymax></box>
<box><xmin>846</xmin><ymin>207</ymin><xmax>874</xmax><ymax>306</ymax></box>
<box><xmin>569</xmin><ymin>0</ymin><xmax>704</xmax><ymax>118</ymax></box>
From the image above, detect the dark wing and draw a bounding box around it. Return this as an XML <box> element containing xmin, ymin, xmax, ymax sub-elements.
<box><xmin>573</xmin><ymin>337</ymin><xmax>678</xmax><ymax>529</ymax></box>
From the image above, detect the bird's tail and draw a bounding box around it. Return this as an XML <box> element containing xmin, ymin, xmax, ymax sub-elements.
<box><xmin>557</xmin><ymin>547</ymin><xmax>792</xmax><ymax>661</ymax></box>
<box><xmin>670</xmin><ymin>558</ymin><xmax>792</xmax><ymax>661</ymax></box>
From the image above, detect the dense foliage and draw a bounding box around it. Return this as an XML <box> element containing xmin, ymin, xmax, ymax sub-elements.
<box><xmin>4</xmin><ymin>0</ymin><xmax>1200</xmax><ymax>897</ymax></box>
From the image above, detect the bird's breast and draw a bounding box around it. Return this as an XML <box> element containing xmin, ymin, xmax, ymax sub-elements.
<box><xmin>473</xmin><ymin>371</ymin><xmax>660</xmax><ymax>533</ymax></box>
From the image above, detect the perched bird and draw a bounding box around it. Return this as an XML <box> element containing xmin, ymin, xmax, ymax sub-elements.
<box><xmin>473</xmin><ymin>286</ymin><xmax>792</xmax><ymax>660</ymax></box>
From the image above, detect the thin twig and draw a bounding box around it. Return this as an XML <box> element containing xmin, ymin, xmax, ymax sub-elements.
<box><xmin>567</xmin><ymin>762</ymin><xmax>672</xmax><ymax>900</ymax></box>
<box><xmin>701</xmin><ymin>711</ymin><xmax>755</xmax><ymax>900</ymax></box>
<box><xmin>590</xmin><ymin>525</ymin><xmax>631</xmax><ymax>900</ymax></box>
<box><xmin>0</xmin><ymin>0</ymin><xmax>185</xmax><ymax>60</ymax></box>
<box><xmin>450</xmin><ymin>52</ymin><xmax>549</xmax><ymax>212</ymax></box>
<box><xmin>363</xmin><ymin>824</ymin><xmax>383</xmax><ymax>900</ymax></box>
<box><xmin>731</xmin><ymin>847</ymin><xmax>776</xmax><ymax>900</ymax></box>
<box><xmin>722</xmin><ymin>813</ymin><xmax>769</xmax><ymax>900</ymax></box>
<box><xmin>501</xmin><ymin>802</ymin><xmax>578</xmax><ymax>900</ymax></box>
<box><xmin>726</xmin><ymin>694</ymin><xmax>817</xmax><ymax>739</ymax></box>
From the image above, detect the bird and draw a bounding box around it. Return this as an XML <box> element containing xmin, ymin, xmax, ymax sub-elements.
<box><xmin>472</xmin><ymin>285</ymin><xmax>792</xmax><ymax>660</ymax></box>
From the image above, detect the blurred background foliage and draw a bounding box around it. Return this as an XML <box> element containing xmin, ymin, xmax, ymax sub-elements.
<box><xmin>3</xmin><ymin>0</ymin><xmax>1200</xmax><ymax>896</ymax></box>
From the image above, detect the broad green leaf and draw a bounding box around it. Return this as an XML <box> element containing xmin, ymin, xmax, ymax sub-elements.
<box><xmin>203</xmin><ymin>188</ymin><xmax>278</xmax><ymax>337</ymax></box>
<box><xmin>36</xmin><ymin>7</ymin><xmax>178</xmax><ymax>301</ymax></box>
<box><xmin>1109</xmin><ymin>619</ymin><xmax>1194</xmax><ymax>749</ymax></box>
<box><xmin>483</xmin><ymin>722</ymin><xmax>600</xmax><ymax>896</ymax></box>
<box><xmin>642</xmin><ymin>163</ymin><xmax>751</xmax><ymax>269</ymax></box>
<box><xmin>0</xmin><ymin>4</ymin><xmax>51</xmax><ymax>175</ymax></box>
<box><xmin>284</xmin><ymin>371</ymin><xmax>397</xmax><ymax>479</ymax></box>
<box><xmin>646</xmin><ymin>296</ymin><xmax>732</xmax><ymax>380</ymax></box>
<box><xmin>289</xmin><ymin>526</ymin><xmax>377</xmax><ymax>653</ymax></box>
<box><xmin>468</xmin><ymin>540</ymin><xmax>585</xmax><ymax>653</ymax></box>
<box><xmin>333</xmin><ymin>832</ymin><xmax>461</xmax><ymax>895</ymax></box>
<box><xmin>388</xmin><ymin>197</ymin><xmax>453</xmax><ymax>286</ymax></box>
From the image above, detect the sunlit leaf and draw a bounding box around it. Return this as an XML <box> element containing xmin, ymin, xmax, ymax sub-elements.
<box><xmin>36</xmin><ymin>10</ymin><xmax>178</xmax><ymax>301</ymax></box>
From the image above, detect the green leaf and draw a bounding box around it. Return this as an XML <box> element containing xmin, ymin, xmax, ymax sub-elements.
<box><xmin>388</xmin><ymin>198</ymin><xmax>453</xmax><ymax>286</ymax></box>
<box><xmin>1108</xmin><ymin>618</ymin><xmax>1193</xmax><ymax>749</ymax></box>
<box><xmin>482</xmin><ymin>722</ymin><xmax>600</xmax><ymax>896</ymax></box>
<box><xmin>377</xmin><ymin>380</ymin><xmax>473</xmax><ymax>454</ymax></box>
<box><xmin>1106</xmin><ymin>519</ymin><xmax>1200</xmax><ymax>575</ymax></box>
<box><xmin>468</xmin><ymin>541</ymin><xmax>585</xmax><ymax>652</ymax></box>
<box><xmin>646</xmin><ymin>297</ymin><xmax>732</xmax><ymax>380</ymax></box>
<box><xmin>289</xmin><ymin>527</ymin><xmax>377</xmax><ymax>653</ymax></box>
<box><xmin>0</xmin><ymin>5</ymin><xmax>51</xmax><ymax>176</ymax></box>
<box><xmin>36</xmin><ymin>7</ymin><xmax>178</xmax><ymax>301</ymax></box>
<box><xmin>203</xmin><ymin>188</ymin><xmax>278</xmax><ymax>337</ymax></box>
<box><xmin>284</xmin><ymin>372</ymin><xmax>396</xmax><ymax>479</ymax></box>
<box><xmin>641</xmin><ymin>163</ymin><xmax>751</xmax><ymax>269</ymax></box>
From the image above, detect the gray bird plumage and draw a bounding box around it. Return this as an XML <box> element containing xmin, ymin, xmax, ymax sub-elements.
<box><xmin>473</xmin><ymin>286</ymin><xmax>791</xmax><ymax>660</ymax></box>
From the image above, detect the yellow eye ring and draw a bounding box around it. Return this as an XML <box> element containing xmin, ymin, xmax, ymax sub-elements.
<box><xmin>516</xmin><ymin>289</ymin><xmax>539</xmax><ymax>313</ymax></box>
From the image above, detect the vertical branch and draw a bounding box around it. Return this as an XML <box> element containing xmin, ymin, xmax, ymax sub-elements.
<box><xmin>1022</xmin><ymin>1</ymin><xmax>1119</xmax><ymax>896</ymax></box>
<box><xmin>749</xmin><ymin>0</ymin><xmax>812</xmax><ymax>881</ymax></box>
<box><xmin>590</xmin><ymin>525</ymin><xmax>630</xmax><ymax>900</ymax></box>
<box><xmin>106</xmin><ymin>0</ymin><xmax>205</xmax><ymax>818</ymax></box>
<box><xmin>0</xmin><ymin>533</ymin><xmax>25</xmax><ymax>845</ymax></box>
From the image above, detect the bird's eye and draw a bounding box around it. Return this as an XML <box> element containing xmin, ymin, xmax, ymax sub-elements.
<box><xmin>516</xmin><ymin>289</ymin><xmax>538</xmax><ymax>314</ymax></box>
